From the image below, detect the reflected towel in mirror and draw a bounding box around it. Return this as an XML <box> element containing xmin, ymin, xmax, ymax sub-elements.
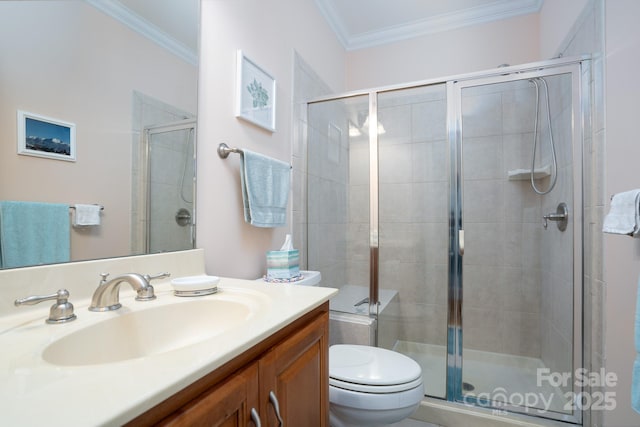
<box><xmin>72</xmin><ymin>204</ymin><xmax>101</xmax><ymax>227</ymax></box>
<box><xmin>0</xmin><ymin>201</ymin><xmax>70</xmax><ymax>268</ymax></box>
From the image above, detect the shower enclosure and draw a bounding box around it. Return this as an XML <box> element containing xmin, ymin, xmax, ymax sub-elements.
<box><xmin>144</xmin><ymin>119</ymin><xmax>196</xmax><ymax>253</ymax></box>
<box><xmin>306</xmin><ymin>58</ymin><xmax>588</xmax><ymax>423</ymax></box>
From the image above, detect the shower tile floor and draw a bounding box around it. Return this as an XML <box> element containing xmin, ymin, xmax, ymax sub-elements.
<box><xmin>394</xmin><ymin>341</ymin><xmax>571</xmax><ymax>414</ymax></box>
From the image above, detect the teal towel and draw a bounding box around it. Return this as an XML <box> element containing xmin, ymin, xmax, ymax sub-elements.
<box><xmin>240</xmin><ymin>150</ymin><xmax>290</xmax><ymax>227</ymax></box>
<box><xmin>0</xmin><ymin>201</ymin><xmax>70</xmax><ymax>268</ymax></box>
<box><xmin>634</xmin><ymin>275</ymin><xmax>640</xmax><ymax>413</ymax></box>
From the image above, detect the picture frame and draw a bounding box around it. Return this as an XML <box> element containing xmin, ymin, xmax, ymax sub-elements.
<box><xmin>17</xmin><ymin>110</ymin><xmax>76</xmax><ymax>162</ymax></box>
<box><xmin>235</xmin><ymin>50</ymin><xmax>276</xmax><ymax>132</ymax></box>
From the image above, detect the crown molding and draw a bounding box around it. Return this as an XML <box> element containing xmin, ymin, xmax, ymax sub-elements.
<box><xmin>316</xmin><ymin>0</ymin><xmax>544</xmax><ymax>51</ymax></box>
<box><xmin>85</xmin><ymin>0</ymin><xmax>197</xmax><ymax>66</ymax></box>
<box><xmin>313</xmin><ymin>0</ymin><xmax>351</xmax><ymax>49</ymax></box>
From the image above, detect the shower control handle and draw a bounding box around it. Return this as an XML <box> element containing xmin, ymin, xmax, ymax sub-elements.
<box><xmin>543</xmin><ymin>202</ymin><xmax>568</xmax><ymax>231</ymax></box>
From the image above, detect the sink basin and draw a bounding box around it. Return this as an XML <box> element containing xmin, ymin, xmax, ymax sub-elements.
<box><xmin>42</xmin><ymin>295</ymin><xmax>262</xmax><ymax>366</ymax></box>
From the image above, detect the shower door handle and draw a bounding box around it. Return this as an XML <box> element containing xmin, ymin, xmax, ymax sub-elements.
<box><xmin>459</xmin><ymin>229</ymin><xmax>465</xmax><ymax>256</ymax></box>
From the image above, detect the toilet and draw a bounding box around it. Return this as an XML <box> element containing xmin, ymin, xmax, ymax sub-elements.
<box><xmin>329</xmin><ymin>344</ymin><xmax>424</xmax><ymax>427</ymax></box>
<box><xmin>255</xmin><ymin>271</ymin><xmax>423</xmax><ymax>425</ymax></box>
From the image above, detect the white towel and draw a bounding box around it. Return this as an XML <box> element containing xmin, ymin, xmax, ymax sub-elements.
<box><xmin>73</xmin><ymin>204</ymin><xmax>101</xmax><ymax>227</ymax></box>
<box><xmin>603</xmin><ymin>190</ymin><xmax>640</xmax><ymax>236</ymax></box>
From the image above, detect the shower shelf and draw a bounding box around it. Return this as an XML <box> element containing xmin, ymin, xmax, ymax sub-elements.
<box><xmin>507</xmin><ymin>165</ymin><xmax>551</xmax><ymax>181</ymax></box>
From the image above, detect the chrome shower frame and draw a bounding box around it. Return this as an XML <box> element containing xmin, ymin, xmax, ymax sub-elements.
<box><xmin>306</xmin><ymin>55</ymin><xmax>589</xmax><ymax>424</ymax></box>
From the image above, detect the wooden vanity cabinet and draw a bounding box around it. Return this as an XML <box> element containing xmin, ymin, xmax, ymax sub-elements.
<box><xmin>259</xmin><ymin>306</ymin><xmax>329</xmax><ymax>426</ymax></box>
<box><xmin>126</xmin><ymin>303</ymin><xmax>329</xmax><ymax>427</ymax></box>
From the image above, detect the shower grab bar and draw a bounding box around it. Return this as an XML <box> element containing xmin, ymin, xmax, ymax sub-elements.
<box><xmin>217</xmin><ymin>142</ymin><xmax>243</xmax><ymax>159</ymax></box>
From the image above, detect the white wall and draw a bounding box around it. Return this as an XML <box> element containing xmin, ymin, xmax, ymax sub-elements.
<box><xmin>197</xmin><ymin>0</ymin><xmax>345</xmax><ymax>279</ymax></box>
<box><xmin>345</xmin><ymin>14</ymin><xmax>540</xmax><ymax>90</ymax></box>
<box><xmin>539</xmin><ymin>0</ymin><xmax>589</xmax><ymax>59</ymax></box>
<box><xmin>603</xmin><ymin>1</ymin><xmax>640</xmax><ymax>425</ymax></box>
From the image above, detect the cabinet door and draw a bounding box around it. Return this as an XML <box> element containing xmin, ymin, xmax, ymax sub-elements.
<box><xmin>259</xmin><ymin>313</ymin><xmax>329</xmax><ymax>427</ymax></box>
<box><xmin>160</xmin><ymin>362</ymin><xmax>260</xmax><ymax>427</ymax></box>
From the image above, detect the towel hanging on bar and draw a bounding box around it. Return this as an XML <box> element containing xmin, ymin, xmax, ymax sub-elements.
<box><xmin>240</xmin><ymin>150</ymin><xmax>290</xmax><ymax>227</ymax></box>
<box><xmin>603</xmin><ymin>189</ymin><xmax>640</xmax><ymax>236</ymax></box>
<box><xmin>72</xmin><ymin>204</ymin><xmax>102</xmax><ymax>227</ymax></box>
<box><xmin>0</xmin><ymin>201</ymin><xmax>70</xmax><ymax>268</ymax></box>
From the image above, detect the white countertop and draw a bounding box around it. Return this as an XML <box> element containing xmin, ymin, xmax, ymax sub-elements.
<box><xmin>0</xmin><ymin>277</ymin><xmax>337</xmax><ymax>426</ymax></box>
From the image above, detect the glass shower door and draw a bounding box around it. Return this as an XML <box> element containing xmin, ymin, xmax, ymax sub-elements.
<box><xmin>453</xmin><ymin>66</ymin><xmax>582</xmax><ymax>422</ymax></box>
<box><xmin>307</xmin><ymin>94</ymin><xmax>371</xmax><ymax>312</ymax></box>
<box><xmin>377</xmin><ymin>84</ymin><xmax>449</xmax><ymax>398</ymax></box>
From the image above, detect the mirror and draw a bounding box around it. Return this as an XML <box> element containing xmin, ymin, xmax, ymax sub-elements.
<box><xmin>0</xmin><ymin>0</ymin><xmax>199</xmax><ymax>269</ymax></box>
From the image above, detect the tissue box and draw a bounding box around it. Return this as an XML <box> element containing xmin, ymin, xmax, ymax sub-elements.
<box><xmin>266</xmin><ymin>250</ymin><xmax>300</xmax><ymax>279</ymax></box>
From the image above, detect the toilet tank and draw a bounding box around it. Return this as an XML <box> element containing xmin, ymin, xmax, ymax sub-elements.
<box><xmin>255</xmin><ymin>270</ymin><xmax>321</xmax><ymax>286</ymax></box>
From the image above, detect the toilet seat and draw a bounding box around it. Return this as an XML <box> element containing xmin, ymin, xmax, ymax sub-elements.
<box><xmin>329</xmin><ymin>345</ymin><xmax>422</xmax><ymax>393</ymax></box>
<box><xmin>330</xmin><ymin>375</ymin><xmax>423</xmax><ymax>393</ymax></box>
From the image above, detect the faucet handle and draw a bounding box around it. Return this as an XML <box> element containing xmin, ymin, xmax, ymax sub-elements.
<box><xmin>143</xmin><ymin>272</ymin><xmax>171</xmax><ymax>282</ymax></box>
<box><xmin>134</xmin><ymin>273</ymin><xmax>169</xmax><ymax>302</ymax></box>
<box><xmin>99</xmin><ymin>272</ymin><xmax>110</xmax><ymax>284</ymax></box>
<box><xmin>15</xmin><ymin>289</ymin><xmax>77</xmax><ymax>324</ymax></box>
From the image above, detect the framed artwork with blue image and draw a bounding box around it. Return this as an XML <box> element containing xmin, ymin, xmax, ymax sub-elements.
<box><xmin>235</xmin><ymin>50</ymin><xmax>276</xmax><ymax>132</ymax></box>
<box><xmin>17</xmin><ymin>110</ymin><xmax>76</xmax><ymax>162</ymax></box>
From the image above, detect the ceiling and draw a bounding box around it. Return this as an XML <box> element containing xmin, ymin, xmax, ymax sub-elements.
<box><xmin>314</xmin><ymin>0</ymin><xmax>544</xmax><ymax>51</ymax></box>
<box><xmin>88</xmin><ymin>0</ymin><xmax>544</xmax><ymax>60</ymax></box>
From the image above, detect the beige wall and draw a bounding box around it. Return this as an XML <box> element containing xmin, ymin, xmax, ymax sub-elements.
<box><xmin>196</xmin><ymin>0</ymin><xmax>345</xmax><ymax>279</ymax></box>
<box><xmin>0</xmin><ymin>1</ymin><xmax>197</xmax><ymax>262</ymax></box>
<box><xmin>345</xmin><ymin>14</ymin><xmax>540</xmax><ymax>90</ymax></box>
<box><xmin>603</xmin><ymin>1</ymin><xmax>640</xmax><ymax>425</ymax></box>
<box><xmin>539</xmin><ymin>0</ymin><xmax>589</xmax><ymax>59</ymax></box>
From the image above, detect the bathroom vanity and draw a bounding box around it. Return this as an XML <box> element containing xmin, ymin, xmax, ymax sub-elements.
<box><xmin>0</xmin><ymin>250</ymin><xmax>337</xmax><ymax>426</ymax></box>
<box><xmin>128</xmin><ymin>303</ymin><xmax>329</xmax><ymax>426</ymax></box>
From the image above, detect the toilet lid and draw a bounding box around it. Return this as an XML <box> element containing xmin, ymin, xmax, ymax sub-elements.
<box><xmin>329</xmin><ymin>345</ymin><xmax>422</xmax><ymax>387</ymax></box>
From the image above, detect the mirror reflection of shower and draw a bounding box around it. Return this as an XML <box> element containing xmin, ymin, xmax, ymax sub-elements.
<box><xmin>145</xmin><ymin>119</ymin><xmax>197</xmax><ymax>254</ymax></box>
<box><xmin>530</xmin><ymin>77</ymin><xmax>558</xmax><ymax>195</ymax></box>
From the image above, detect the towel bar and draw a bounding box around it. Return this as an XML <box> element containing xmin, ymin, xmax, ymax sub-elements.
<box><xmin>218</xmin><ymin>143</ymin><xmax>243</xmax><ymax>159</ymax></box>
<box><xmin>217</xmin><ymin>142</ymin><xmax>292</xmax><ymax>169</ymax></box>
<box><xmin>69</xmin><ymin>205</ymin><xmax>104</xmax><ymax>211</ymax></box>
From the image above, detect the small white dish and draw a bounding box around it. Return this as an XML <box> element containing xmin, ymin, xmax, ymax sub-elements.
<box><xmin>170</xmin><ymin>275</ymin><xmax>220</xmax><ymax>297</ymax></box>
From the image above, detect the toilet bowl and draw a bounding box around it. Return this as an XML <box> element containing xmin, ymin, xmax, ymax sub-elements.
<box><xmin>329</xmin><ymin>344</ymin><xmax>424</xmax><ymax>427</ymax></box>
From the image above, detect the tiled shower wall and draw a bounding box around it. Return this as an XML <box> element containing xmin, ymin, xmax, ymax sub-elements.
<box><xmin>375</xmin><ymin>86</ymin><xmax>449</xmax><ymax>348</ymax></box>
<box><xmin>291</xmin><ymin>52</ymin><xmax>334</xmax><ymax>271</ymax></box>
<box><xmin>460</xmin><ymin>81</ymin><xmax>545</xmax><ymax>358</ymax></box>
<box><xmin>538</xmin><ymin>74</ymin><xmax>576</xmax><ymax>387</ymax></box>
<box><xmin>553</xmin><ymin>1</ymin><xmax>605</xmax><ymax>425</ymax></box>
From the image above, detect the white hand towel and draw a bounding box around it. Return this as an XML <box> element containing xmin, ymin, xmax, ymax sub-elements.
<box><xmin>73</xmin><ymin>204</ymin><xmax>101</xmax><ymax>227</ymax></box>
<box><xmin>603</xmin><ymin>189</ymin><xmax>640</xmax><ymax>235</ymax></box>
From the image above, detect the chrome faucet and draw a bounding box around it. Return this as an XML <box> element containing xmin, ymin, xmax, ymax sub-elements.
<box><xmin>89</xmin><ymin>272</ymin><xmax>167</xmax><ymax>312</ymax></box>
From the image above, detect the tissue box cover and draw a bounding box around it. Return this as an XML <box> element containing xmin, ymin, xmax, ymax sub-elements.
<box><xmin>267</xmin><ymin>250</ymin><xmax>300</xmax><ymax>279</ymax></box>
